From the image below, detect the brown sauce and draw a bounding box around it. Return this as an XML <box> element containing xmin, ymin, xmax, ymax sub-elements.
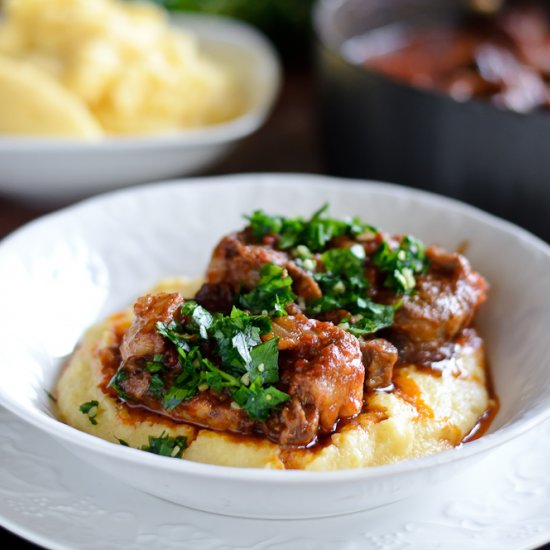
<box><xmin>462</xmin><ymin>397</ymin><xmax>499</xmax><ymax>443</ymax></box>
<box><xmin>462</xmin><ymin>350</ymin><xmax>500</xmax><ymax>443</ymax></box>
<box><xmin>361</xmin><ymin>4</ymin><xmax>550</xmax><ymax>113</ymax></box>
<box><xmin>393</xmin><ymin>369</ymin><xmax>435</xmax><ymax>420</ymax></box>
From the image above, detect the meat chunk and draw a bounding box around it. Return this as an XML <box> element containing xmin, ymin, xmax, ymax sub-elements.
<box><xmin>391</xmin><ymin>246</ymin><xmax>488</xmax><ymax>346</ymax></box>
<box><xmin>195</xmin><ymin>282</ymin><xmax>234</xmax><ymax>314</ymax></box>
<box><xmin>115</xmin><ymin>292</ymin><xmax>256</xmax><ymax>433</ymax></box>
<box><xmin>199</xmin><ymin>233</ymin><xmax>321</xmax><ymax>309</ymax></box>
<box><xmin>264</xmin><ymin>314</ymin><xmax>364</xmax><ymax>445</ymax></box>
<box><xmin>120</xmin><ymin>353</ymin><xmax>256</xmax><ymax>433</ymax></box>
<box><xmin>118</xmin><ymin>352</ymin><xmax>255</xmax><ymax>433</ymax></box>
<box><xmin>120</xmin><ymin>292</ymin><xmax>184</xmax><ymax>362</ymax></box>
<box><xmin>114</xmin><ymin>296</ymin><xmax>364</xmax><ymax>446</ymax></box>
<box><xmin>285</xmin><ymin>261</ymin><xmax>323</xmax><ymax>302</ymax></box>
<box><xmin>360</xmin><ymin>338</ymin><xmax>398</xmax><ymax>390</ymax></box>
<box><xmin>206</xmin><ymin>233</ymin><xmax>288</xmax><ymax>291</ymax></box>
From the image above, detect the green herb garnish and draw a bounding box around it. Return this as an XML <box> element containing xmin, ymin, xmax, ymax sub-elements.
<box><xmin>238</xmin><ymin>263</ymin><xmax>295</xmax><ymax>316</ymax></box>
<box><xmin>141</xmin><ymin>432</ymin><xmax>187</xmax><ymax>458</ymax></box>
<box><xmin>232</xmin><ymin>381</ymin><xmax>290</xmax><ymax>422</ymax></box>
<box><xmin>107</xmin><ymin>369</ymin><xmax>131</xmax><ymax>401</ymax></box>
<box><xmin>246</xmin><ymin>203</ymin><xmax>375</xmax><ymax>252</ymax></box>
<box><xmin>373</xmin><ymin>236</ymin><xmax>428</xmax><ymax>294</ymax></box>
<box><xmin>79</xmin><ymin>400</ymin><xmax>99</xmax><ymax>425</ymax></box>
<box><xmin>115</xmin><ymin>302</ymin><xmax>290</xmax><ymax>422</ymax></box>
<box><xmin>308</xmin><ymin>245</ymin><xmax>396</xmax><ymax>335</ymax></box>
<box><xmin>44</xmin><ymin>389</ymin><xmax>57</xmax><ymax>403</ymax></box>
<box><xmin>338</xmin><ymin>301</ymin><xmax>400</xmax><ymax>337</ymax></box>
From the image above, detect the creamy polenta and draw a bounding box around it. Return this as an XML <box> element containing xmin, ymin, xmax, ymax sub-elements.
<box><xmin>0</xmin><ymin>0</ymin><xmax>243</xmax><ymax>137</ymax></box>
<box><xmin>56</xmin><ymin>278</ymin><xmax>491</xmax><ymax>470</ymax></box>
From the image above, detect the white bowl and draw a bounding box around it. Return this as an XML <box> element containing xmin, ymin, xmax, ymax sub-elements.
<box><xmin>0</xmin><ymin>174</ymin><xmax>549</xmax><ymax>519</ymax></box>
<box><xmin>0</xmin><ymin>15</ymin><xmax>280</xmax><ymax>204</ymax></box>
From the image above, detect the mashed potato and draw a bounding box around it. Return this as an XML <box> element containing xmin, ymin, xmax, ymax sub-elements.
<box><xmin>56</xmin><ymin>278</ymin><xmax>491</xmax><ymax>470</ymax></box>
<box><xmin>0</xmin><ymin>0</ymin><xmax>243</xmax><ymax>137</ymax></box>
<box><xmin>0</xmin><ymin>56</ymin><xmax>103</xmax><ymax>137</ymax></box>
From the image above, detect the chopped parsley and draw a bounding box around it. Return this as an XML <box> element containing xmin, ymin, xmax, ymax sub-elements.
<box><xmin>111</xmin><ymin>303</ymin><xmax>290</xmax><ymax>422</ymax></box>
<box><xmin>246</xmin><ymin>203</ymin><xmax>375</xmax><ymax>252</ymax></box>
<box><xmin>373</xmin><ymin>235</ymin><xmax>428</xmax><ymax>294</ymax></box>
<box><xmin>141</xmin><ymin>432</ymin><xmax>187</xmax><ymax>458</ymax></box>
<box><xmin>115</xmin><ymin>433</ymin><xmax>187</xmax><ymax>459</ymax></box>
<box><xmin>108</xmin><ymin>369</ymin><xmax>131</xmax><ymax>401</ymax></box>
<box><xmin>308</xmin><ymin>245</ymin><xmax>396</xmax><ymax>335</ymax></box>
<box><xmin>116</xmin><ymin>432</ymin><xmax>187</xmax><ymax>458</ymax></box>
<box><xmin>338</xmin><ymin>302</ymin><xmax>399</xmax><ymax>337</ymax></box>
<box><xmin>44</xmin><ymin>389</ymin><xmax>57</xmax><ymax>403</ymax></box>
<box><xmin>238</xmin><ymin>263</ymin><xmax>295</xmax><ymax>316</ymax></box>
<box><xmin>246</xmin><ymin>205</ymin><xmax>428</xmax><ymax>297</ymax></box>
<box><xmin>79</xmin><ymin>400</ymin><xmax>99</xmax><ymax>425</ymax></box>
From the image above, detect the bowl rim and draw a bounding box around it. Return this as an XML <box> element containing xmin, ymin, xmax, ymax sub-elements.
<box><xmin>1</xmin><ymin>173</ymin><xmax>549</xmax><ymax>482</ymax></box>
<box><xmin>0</xmin><ymin>12</ymin><xmax>281</xmax><ymax>151</ymax></box>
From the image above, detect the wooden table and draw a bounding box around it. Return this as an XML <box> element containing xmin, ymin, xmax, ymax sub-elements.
<box><xmin>1</xmin><ymin>68</ymin><xmax>549</xmax><ymax>550</ymax></box>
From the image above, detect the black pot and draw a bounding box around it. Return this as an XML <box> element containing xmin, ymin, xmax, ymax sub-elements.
<box><xmin>314</xmin><ymin>0</ymin><xmax>550</xmax><ymax>241</ymax></box>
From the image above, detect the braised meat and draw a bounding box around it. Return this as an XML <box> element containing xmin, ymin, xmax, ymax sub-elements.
<box><xmin>108</xmin><ymin>208</ymin><xmax>489</xmax><ymax>449</ymax></box>
<box><xmin>117</xmin><ymin>355</ymin><xmax>256</xmax><ymax>433</ymax></box>
<box><xmin>391</xmin><ymin>246</ymin><xmax>488</xmax><ymax>345</ymax></box>
<box><xmin>360</xmin><ymin>338</ymin><xmax>398</xmax><ymax>390</ymax></box>
<box><xmin>264</xmin><ymin>315</ymin><xmax>364</xmax><ymax>445</ymax></box>
<box><xmin>205</xmin><ymin>233</ymin><xmax>288</xmax><ymax>290</ymax></box>
<box><xmin>120</xmin><ymin>292</ymin><xmax>183</xmax><ymax>362</ymax></box>
<box><xmin>115</xmin><ymin>292</ymin><xmax>258</xmax><ymax>433</ymax></box>
<box><xmin>113</xmin><ymin>296</ymin><xmax>364</xmax><ymax>446</ymax></box>
<box><xmin>198</xmin><ymin>232</ymin><xmax>321</xmax><ymax>310</ymax></box>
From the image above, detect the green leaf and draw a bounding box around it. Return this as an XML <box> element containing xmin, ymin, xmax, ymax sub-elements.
<box><xmin>232</xmin><ymin>380</ymin><xmax>290</xmax><ymax>422</ymax></box>
<box><xmin>146</xmin><ymin>356</ymin><xmax>164</xmax><ymax>373</ymax></box>
<box><xmin>373</xmin><ymin>236</ymin><xmax>428</xmax><ymax>294</ymax></box>
<box><xmin>44</xmin><ymin>389</ymin><xmax>57</xmax><ymax>403</ymax></box>
<box><xmin>162</xmin><ymin>385</ymin><xmax>197</xmax><ymax>410</ymax></box>
<box><xmin>108</xmin><ymin>369</ymin><xmax>131</xmax><ymax>401</ymax></box>
<box><xmin>244</xmin><ymin>204</ymin><xmax>377</xmax><ymax>252</ymax></box>
<box><xmin>181</xmin><ymin>301</ymin><xmax>213</xmax><ymax>339</ymax></box>
<box><xmin>248</xmin><ymin>337</ymin><xmax>280</xmax><ymax>385</ymax></box>
<box><xmin>161</xmin><ymin>346</ymin><xmax>203</xmax><ymax>410</ymax></box>
<box><xmin>148</xmin><ymin>373</ymin><xmax>165</xmax><ymax>397</ymax></box>
<box><xmin>79</xmin><ymin>400</ymin><xmax>99</xmax><ymax>425</ymax></box>
<box><xmin>150</xmin><ymin>303</ymin><xmax>286</xmax><ymax>422</ymax></box>
<box><xmin>321</xmin><ymin>245</ymin><xmax>365</xmax><ymax>275</ymax></box>
<box><xmin>339</xmin><ymin>302</ymin><xmax>396</xmax><ymax>336</ymax></box>
<box><xmin>238</xmin><ymin>263</ymin><xmax>296</xmax><ymax>317</ymax></box>
<box><xmin>141</xmin><ymin>431</ymin><xmax>187</xmax><ymax>458</ymax></box>
<box><xmin>307</xmin><ymin>244</ymin><xmax>396</xmax><ymax>335</ymax></box>
<box><xmin>156</xmin><ymin>321</ymin><xmax>191</xmax><ymax>360</ymax></box>
<box><xmin>246</xmin><ymin>210</ymin><xmax>283</xmax><ymax>239</ymax></box>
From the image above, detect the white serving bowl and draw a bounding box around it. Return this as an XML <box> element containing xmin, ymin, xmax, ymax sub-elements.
<box><xmin>0</xmin><ymin>15</ymin><xmax>280</xmax><ymax>204</ymax></box>
<box><xmin>0</xmin><ymin>174</ymin><xmax>548</xmax><ymax>519</ymax></box>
